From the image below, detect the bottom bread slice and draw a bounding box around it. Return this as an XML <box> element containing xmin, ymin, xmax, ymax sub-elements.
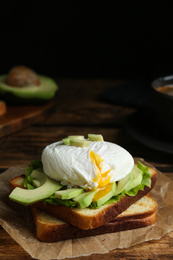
<box><xmin>31</xmin><ymin>194</ymin><xmax>158</xmax><ymax>242</ymax></box>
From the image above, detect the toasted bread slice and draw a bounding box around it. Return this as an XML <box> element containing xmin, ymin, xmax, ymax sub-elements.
<box><xmin>9</xmin><ymin>166</ymin><xmax>157</xmax><ymax>230</ymax></box>
<box><xmin>9</xmin><ymin>174</ymin><xmax>25</xmax><ymax>190</ymax></box>
<box><xmin>31</xmin><ymin>194</ymin><xmax>157</xmax><ymax>242</ymax></box>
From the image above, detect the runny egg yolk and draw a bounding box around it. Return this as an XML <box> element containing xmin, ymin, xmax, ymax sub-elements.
<box><xmin>90</xmin><ymin>150</ymin><xmax>113</xmax><ymax>201</ymax></box>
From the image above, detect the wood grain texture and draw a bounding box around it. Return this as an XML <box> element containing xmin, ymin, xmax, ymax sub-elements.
<box><xmin>0</xmin><ymin>78</ymin><xmax>173</xmax><ymax>260</ymax></box>
<box><xmin>0</xmin><ymin>100</ymin><xmax>55</xmax><ymax>138</ymax></box>
<box><xmin>0</xmin><ymin>228</ymin><xmax>173</xmax><ymax>260</ymax></box>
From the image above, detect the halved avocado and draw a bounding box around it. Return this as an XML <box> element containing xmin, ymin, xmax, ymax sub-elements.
<box><xmin>0</xmin><ymin>75</ymin><xmax>58</xmax><ymax>104</ymax></box>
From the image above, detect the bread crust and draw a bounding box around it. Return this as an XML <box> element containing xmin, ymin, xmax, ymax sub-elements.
<box><xmin>34</xmin><ymin>212</ymin><xmax>156</xmax><ymax>242</ymax></box>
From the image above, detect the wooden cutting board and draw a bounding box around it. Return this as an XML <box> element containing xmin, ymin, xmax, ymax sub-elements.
<box><xmin>0</xmin><ymin>100</ymin><xmax>55</xmax><ymax>138</ymax></box>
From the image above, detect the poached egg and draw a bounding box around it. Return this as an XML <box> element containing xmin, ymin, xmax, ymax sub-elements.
<box><xmin>41</xmin><ymin>140</ymin><xmax>134</xmax><ymax>198</ymax></box>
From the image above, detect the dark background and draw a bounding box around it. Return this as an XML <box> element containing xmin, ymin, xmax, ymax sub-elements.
<box><xmin>0</xmin><ymin>1</ymin><xmax>173</xmax><ymax>83</ymax></box>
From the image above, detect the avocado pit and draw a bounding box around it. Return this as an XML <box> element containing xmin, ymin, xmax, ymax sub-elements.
<box><xmin>6</xmin><ymin>66</ymin><xmax>40</xmax><ymax>87</ymax></box>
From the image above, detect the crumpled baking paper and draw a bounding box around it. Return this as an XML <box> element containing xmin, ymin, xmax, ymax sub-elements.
<box><xmin>0</xmin><ymin>158</ymin><xmax>173</xmax><ymax>260</ymax></box>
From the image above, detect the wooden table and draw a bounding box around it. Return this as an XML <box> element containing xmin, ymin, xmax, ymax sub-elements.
<box><xmin>0</xmin><ymin>78</ymin><xmax>173</xmax><ymax>260</ymax></box>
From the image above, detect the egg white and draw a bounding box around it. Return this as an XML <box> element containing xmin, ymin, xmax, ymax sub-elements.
<box><xmin>41</xmin><ymin>141</ymin><xmax>134</xmax><ymax>190</ymax></box>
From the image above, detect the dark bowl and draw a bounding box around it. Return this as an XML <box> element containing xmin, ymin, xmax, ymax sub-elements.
<box><xmin>150</xmin><ymin>75</ymin><xmax>173</xmax><ymax>136</ymax></box>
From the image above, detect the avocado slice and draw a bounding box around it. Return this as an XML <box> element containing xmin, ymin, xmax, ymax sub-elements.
<box><xmin>115</xmin><ymin>169</ymin><xmax>134</xmax><ymax>195</ymax></box>
<box><xmin>115</xmin><ymin>165</ymin><xmax>143</xmax><ymax>195</ymax></box>
<box><xmin>88</xmin><ymin>134</ymin><xmax>104</xmax><ymax>142</ymax></box>
<box><xmin>73</xmin><ymin>190</ymin><xmax>97</xmax><ymax>209</ymax></box>
<box><xmin>62</xmin><ymin>135</ymin><xmax>85</xmax><ymax>145</ymax></box>
<box><xmin>62</xmin><ymin>137</ymin><xmax>71</xmax><ymax>145</ymax></box>
<box><xmin>32</xmin><ymin>179</ymin><xmax>41</xmax><ymax>188</ymax></box>
<box><xmin>55</xmin><ymin>188</ymin><xmax>83</xmax><ymax>200</ymax></box>
<box><xmin>124</xmin><ymin>165</ymin><xmax>143</xmax><ymax>191</ymax></box>
<box><xmin>0</xmin><ymin>75</ymin><xmax>58</xmax><ymax>104</ymax></box>
<box><xmin>9</xmin><ymin>169</ymin><xmax>62</xmax><ymax>205</ymax></box>
<box><xmin>68</xmin><ymin>135</ymin><xmax>85</xmax><ymax>140</ymax></box>
<box><xmin>69</xmin><ymin>138</ymin><xmax>92</xmax><ymax>147</ymax></box>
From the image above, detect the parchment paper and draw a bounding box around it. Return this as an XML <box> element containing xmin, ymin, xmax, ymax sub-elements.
<box><xmin>0</xmin><ymin>158</ymin><xmax>173</xmax><ymax>260</ymax></box>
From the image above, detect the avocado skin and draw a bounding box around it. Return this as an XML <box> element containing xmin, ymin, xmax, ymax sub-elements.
<box><xmin>0</xmin><ymin>75</ymin><xmax>58</xmax><ymax>105</ymax></box>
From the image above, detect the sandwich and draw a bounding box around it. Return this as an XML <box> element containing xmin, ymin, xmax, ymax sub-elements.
<box><xmin>9</xmin><ymin>134</ymin><xmax>158</xmax><ymax>242</ymax></box>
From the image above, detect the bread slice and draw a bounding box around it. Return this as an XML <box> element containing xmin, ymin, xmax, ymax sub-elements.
<box><xmin>9</xmin><ymin>166</ymin><xmax>158</xmax><ymax>230</ymax></box>
<box><xmin>9</xmin><ymin>174</ymin><xmax>25</xmax><ymax>190</ymax></box>
<box><xmin>31</xmin><ymin>194</ymin><xmax>158</xmax><ymax>242</ymax></box>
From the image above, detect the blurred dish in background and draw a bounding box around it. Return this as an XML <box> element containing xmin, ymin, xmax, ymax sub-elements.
<box><xmin>125</xmin><ymin>109</ymin><xmax>173</xmax><ymax>155</ymax></box>
<box><xmin>156</xmin><ymin>85</ymin><xmax>173</xmax><ymax>96</ymax></box>
<box><xmin>101</xmin><ymin>81</ymin><xmax>150</xmax><ymax>108</ymax></box>
<box><xmin>150</xmin><ymin>75</ymin><xmax>173</xmax><ymax>136</ymax></box>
